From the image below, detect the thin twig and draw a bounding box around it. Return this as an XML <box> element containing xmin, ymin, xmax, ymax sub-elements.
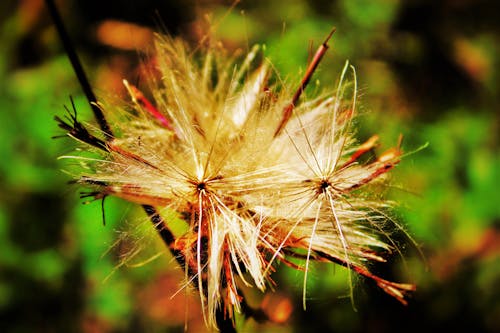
<box><xmin>45</xmin><ymin>0</ymin><xmax>113</xmax><ymax>138</ymax></box>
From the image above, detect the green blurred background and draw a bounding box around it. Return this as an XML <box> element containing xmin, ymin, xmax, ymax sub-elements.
<box><xmin>0</xmin><ymin>0</ymin><xmax>498</xmax><ymax>332</ymax></box>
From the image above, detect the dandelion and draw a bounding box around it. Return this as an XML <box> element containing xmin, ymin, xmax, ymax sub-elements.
<box><xmin>50</xmin><ymin>2</ymin><xmax>415</xmax><ymax>329</ymax></box>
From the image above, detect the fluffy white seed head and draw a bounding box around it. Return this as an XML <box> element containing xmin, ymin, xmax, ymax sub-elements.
<box><xmin>59</xmin><ymin>34</ymin><xmax>414</xmax><ymax>329</ymax></box>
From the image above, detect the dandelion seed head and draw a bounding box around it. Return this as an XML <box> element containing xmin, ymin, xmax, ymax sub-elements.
<box><xmin>59</xmin><ymin>33</ymin><xmax>415</xmax><ymax>329</ymax></box>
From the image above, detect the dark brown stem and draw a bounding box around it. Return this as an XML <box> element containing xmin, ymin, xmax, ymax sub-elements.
<box><xmin>45</xmin><ymin>0</ymin><xmax>113</xmax><ymax>138</ymax></box>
